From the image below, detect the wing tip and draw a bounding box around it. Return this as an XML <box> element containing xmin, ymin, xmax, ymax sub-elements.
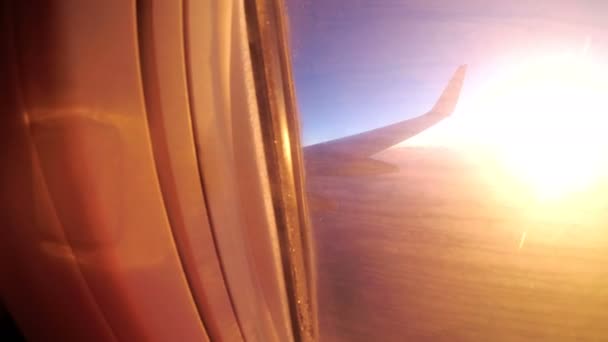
<box><xmin>431</xmin><ymin>64</ymin><xmax>468</xmax><ymax>115</ymax></box>
<box><xmin>454</xmin><ymin>64</ymin><xmax>468</xmax><ymax>82</ymax></box>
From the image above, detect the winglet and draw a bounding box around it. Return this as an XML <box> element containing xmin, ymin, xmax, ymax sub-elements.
<box><xmin>431</xmin><ymin>64</ymin><xmax>467</xmax><ymax>116</ymax></box>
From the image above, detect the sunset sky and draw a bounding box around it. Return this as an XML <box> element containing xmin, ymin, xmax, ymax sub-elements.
<box><xmin>286</xmin><ymin>0</ymin><xmax>608</xmax><ymax>146</ymax></box>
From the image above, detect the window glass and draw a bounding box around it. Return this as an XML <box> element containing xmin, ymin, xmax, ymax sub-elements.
<box><xmin>287</xmin><ymin>1</ymin><xmax>608</xmax><ymax>340</ymax></box>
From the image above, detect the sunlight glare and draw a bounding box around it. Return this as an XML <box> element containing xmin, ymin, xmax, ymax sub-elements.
<box><xmin>476</xmin><ymin>53</ymin><xmax>608</xmax><ymax>200</ymax></box>
<box><xmin>402</xmin><ymin>52</ymin><xmax>608</xmax><ymax>202</ymax></box>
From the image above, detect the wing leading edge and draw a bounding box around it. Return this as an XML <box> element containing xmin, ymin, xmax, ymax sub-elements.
<box><xmin>304</xmin><ymin>65</ymin><xmax>467</xmax><ymax>176</ymax></box>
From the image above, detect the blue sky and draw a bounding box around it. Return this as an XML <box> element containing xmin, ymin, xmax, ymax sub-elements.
<box><xmin>286</xmin><ymin>0</ymin><xmax>608</xmax><ymax>146</ymax></box>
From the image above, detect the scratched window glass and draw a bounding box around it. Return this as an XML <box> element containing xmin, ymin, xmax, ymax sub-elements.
<box><xmin>286</xmin><ymin>1</ymin><xmax>608</xmax><ymax>341</ymax></box>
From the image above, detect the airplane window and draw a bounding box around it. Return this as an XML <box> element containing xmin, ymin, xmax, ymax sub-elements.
<box><xmin>286</xmin><ymin>1</ymin><xmax>608</xmax><ymax>340</ymax></box>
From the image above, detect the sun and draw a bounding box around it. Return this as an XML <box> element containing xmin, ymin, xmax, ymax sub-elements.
<box><xmin>460</xmin><ymin>53</ymin><xmax>608</xmax><ymax>200</ymax></box>
<box><xmin>401</xmin><ymin>50</ymin><xmax>608</xmax><ymax>201</ymax></box>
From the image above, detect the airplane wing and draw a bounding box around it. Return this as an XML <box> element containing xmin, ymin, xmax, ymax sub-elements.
<box><xmin>303</xmin><ymin>65</ymin><xmax>467</xmax><ymax>176</ymax></box>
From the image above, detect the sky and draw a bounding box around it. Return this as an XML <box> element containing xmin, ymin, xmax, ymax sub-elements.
<box><xmin>286</xmin><ymin>0</ymin><xmax>608</xmax><ymax>146</ymax></box>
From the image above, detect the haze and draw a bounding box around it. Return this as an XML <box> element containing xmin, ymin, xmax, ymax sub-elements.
<box><xmin>288</xmin><ymin>1</ymin><xmax>608</xmax><ymax>341</ymax></box>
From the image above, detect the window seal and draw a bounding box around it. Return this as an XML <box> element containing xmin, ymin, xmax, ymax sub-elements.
<box><xmin>243</xmin><ymin>1</ymin><xmax>318</xmax><ymax>341</ymax></box>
